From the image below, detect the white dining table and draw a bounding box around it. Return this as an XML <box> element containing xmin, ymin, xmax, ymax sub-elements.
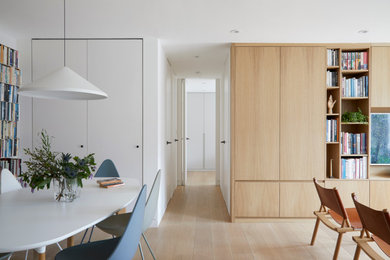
<box><xmin>0</xmin><ymin>177</ymin><xmax>140</xmax><ymax>260</ymax></box>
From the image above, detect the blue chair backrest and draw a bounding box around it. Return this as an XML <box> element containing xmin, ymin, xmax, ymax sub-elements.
<box><xmin>109</xmin><ymin>185</ymin><xmax>147</xmax><ymax>260</ymax></box>
<box><xmin>95</xmin><ymin>159</ymin><xmax>120</xmax><ymax>177</ymax></box>
<box><xmin>143</xmin><ymin>170</ymin><xmax>161</xmax><ymax>232</ymax></box>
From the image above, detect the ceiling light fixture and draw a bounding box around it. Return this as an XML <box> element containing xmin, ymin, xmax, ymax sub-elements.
<box><xmin>196</xmin><ymin>71</ymin><xmax>200</xmax><ymax>74</ymax></box>
<box><xmin>230</xmin><ymin>29</ymin><xmax>239</xmax><ymax>34</ymax></box>
<box><xmin>19</xmin><ymin>0</ymin><xmax>107</xmax><ymax>100</ymax></box>
<box><xmin>358</xmin><ymin>29</ymin><xmax>368</xmax><ymax>34</ymax></box>
<box><xmin>195</xmin><ymin>55</ymin><xmax>199</xmax><ymax>58</ymax></box>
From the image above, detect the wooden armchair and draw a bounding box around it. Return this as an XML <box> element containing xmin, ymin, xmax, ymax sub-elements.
<box><xmin>311</xmin><ymin>178</ymin><xmax>362</xmax><ymax>260</ymax></box>
<box><xmin>351</xmin><ymin>193</ymin><xmax>390</xmax><ymax>260</ymax></box>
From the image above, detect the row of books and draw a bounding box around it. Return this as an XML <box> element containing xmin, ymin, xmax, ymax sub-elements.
<box><xmin>0</xmin><ymin>158</ymin><xmax>21</xmax><ymax>176</ymax></box>
<box><xmin>341</xmin><ymin>76</ymin><xmax>368</xmax><ymax>97</ymax></box>
<box><xmin>0</xmin><ymin>44</ymin><xmax>19</xmax><ymax>68</ymax></box>
<box><xmin>326</xmin><ymin>71</ymin><xmax>338</xmax><ymax>86</ymax></box>
<box><xmin>327</xmin><ymin>49</ymin><xmax>339</xmax><ymax>66</ymax></box>
<box><xmin>0</xmin><ymin>121</ymin><xmax>17</xmax><ymax>139</ymax></box>
<box><xmin>0</xmin><ymin>83</ymin><xmax>18</xmax><ymax>103</ymax></box>
<box><xmin>341</xmin><ymin>52</ymin><xmax>368</xmax><ymax>70</ymax></box>
<box><xmin>0</xmin><ymin>138</ymin><xmax>19</xmax><ymax>158</ymax></box>
<box><xmin>341</xmin><ymin>157</ymin><xmax>368</xmax><ymax>179</ymax></box>
<box><xmin>326</xmin><ymin>119</ymin><xmax>338</xmax><ymax>142</ymax></box>
<box><xmin>0</xmin><ymin>64</ymin><xmax>21</xmax><ymax>86</ymax></box>
<box><xmin>341</xmin><ymin>132</ymin><xmax>367</xmax><ymax>155</ymax></box>
<box><xmin>0</xmin><ymin>102</ymin><xmax>19</xmax><ymax>122</ymax></box>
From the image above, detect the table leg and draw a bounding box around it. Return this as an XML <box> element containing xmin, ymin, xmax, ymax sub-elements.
<box><xmin>67</xmin><ymin>236</ymin><xmax>74</xmax><ymax>247</ymax></box>
<box><xmin>34</xmin><ymin>247</ymin><xmax>46</xmax><ymax>260</ymax></box>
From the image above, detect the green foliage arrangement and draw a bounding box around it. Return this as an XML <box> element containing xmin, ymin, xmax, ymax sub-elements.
<box><xmin>19</xmin><ymin>130</ymin><xmax>96</xmax><ymax>193</ymax></box>
<box><xmin>341</xmin><ymin>108</ymin><xmax>368</xmax><ymax>123</ymax></box>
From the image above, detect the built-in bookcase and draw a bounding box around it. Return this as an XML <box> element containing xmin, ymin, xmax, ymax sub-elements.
<box><xmin>326</xmin><ymin>47</ymin><xmax>370</xmax><ymax>180</ymax></box>
<box><xmin>0</xmin><ymin>44</ymin><xmax>21</xmax><ymax>176</ymax></box>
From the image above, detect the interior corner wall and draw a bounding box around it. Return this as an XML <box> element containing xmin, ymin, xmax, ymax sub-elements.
<box><xmin>220</xmin><ymin>53</ymin><xmax>231</xmax><ymax>214</ymax></box>
<box><xmin>156</xmin><ymin>40</ymin><xmax>177</xmax><ymax>225</ymax></box>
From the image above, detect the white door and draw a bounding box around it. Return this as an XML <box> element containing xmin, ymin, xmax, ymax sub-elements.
<box><xmin>186</xmin><ymin>92</ymin><xmax>216</xmax><ymax>171</ymax></box>
<box><xmin>187</xmin><ymin>93</ymin><xmax>204</xmax><ymax>170</ymax></box>
<box><xmin>32</xmin><ymin>40</ymin><xmax>88</xmax><ymax>157</ymax></box>
<box><xmin>87</xmin><ymin>40</ymin><xmax>142</xmax><ymax>181</ymax></box>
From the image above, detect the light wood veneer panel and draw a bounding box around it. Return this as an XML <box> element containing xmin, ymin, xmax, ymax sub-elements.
<box><xmin>371</xmin><ymin>47</ymin><xmax>390</xmax><ymax>107</ymax></box>
<box><xmin>235</xmin><ymin>182</ymin><xmax>279</xmax><ymax>217</ymax></box>
<box><xmin>280</xmin><ymin>47</ymin><xmax>326</xmax><ymax>180</ymax></box>
<box><xmin>370</xmin><ymin>181</ymin><xmax>390</xmax><ymax>210</ymax></box>
<box><xmin>280</xmin><ymin>182</ymin><xmax>320</xmax><ymax>217</ymax></box>
<box><xmin>325</xmin><ymin>180</ymin><xmax>369</xmax><ymax>208</ymax></box>
<box><xmin>233</xmin><ymin>47</ymin><xmax>280</xmax><ymax>180</ymax></box>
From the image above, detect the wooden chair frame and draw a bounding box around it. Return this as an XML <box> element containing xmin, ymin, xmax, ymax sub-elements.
<box><xmin>311</xmin><ymin>178</ymin><xmax>361</xmax><ymax>260</ymax></box>
<box><xmin>352</xmin><ymin>193</ymin><xmax>390</xmax><ymax>260</ymax></box>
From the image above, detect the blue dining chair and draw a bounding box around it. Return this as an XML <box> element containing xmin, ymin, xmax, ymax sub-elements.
<box><xmin>96</xmin><ymin>170</ymin><xmax>161</xmax><ymax>260</ymax></box>
<box><xmin>80</xmin><ymin>159</ymin><xmax>120</xmax><ymax>244</ymax></box>
<box><xmin>55</xmin><ymin>185</ymin><xmax>146</xmax><ymax>260</ymax></box>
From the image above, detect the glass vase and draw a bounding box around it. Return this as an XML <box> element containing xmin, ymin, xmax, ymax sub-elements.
<box><xmin>53</xmin><ymin>177</ymin><xmax>79</xmax><ymax>202</ymax></box>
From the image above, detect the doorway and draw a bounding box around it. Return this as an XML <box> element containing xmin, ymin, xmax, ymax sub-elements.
<box><xmin>181</xmin><ymin>78</ymin><xmax>217</xmax><ymax>186</ymax></box>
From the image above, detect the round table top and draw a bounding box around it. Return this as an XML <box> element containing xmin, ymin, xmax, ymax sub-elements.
<box><xmin>0</xmin><ymin>177</ymin><xmax>140</xmax><ymax>253</ymax></box>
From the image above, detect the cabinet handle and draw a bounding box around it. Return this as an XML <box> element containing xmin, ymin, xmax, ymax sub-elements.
<box><xmin>174</xmin><ymin>139</ymin><xmax>179</xmax><ymax>142</ymax></box>
<box><xmin>186</xmin><ymin>137</ymin><xmax>190</xmax><ymax>140</ymax></box>
<box><xmin>80</xmin><ymin>145</ymin><xmax>84</xmax><ymax>148</ymax></box>
<box><xmin>166</xmin><ymin>141</ymin><xmax>172</xmax><ymax>145</ymax></box>
<box><xmin>221</xmin><ymin>140</ymin><xmax>226</xmax><ymax>144</ymax></box>
<box><xmin>136</xmin><ymin>145</ymin><xmax>140</xmax><ymax>148</ymax></box>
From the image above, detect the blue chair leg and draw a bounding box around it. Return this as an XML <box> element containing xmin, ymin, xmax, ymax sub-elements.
<box><xmin>80</xmin><ymin>228</ymin><xmax>89</xmax><ymax>244</ymax></box>
<box><xmin>142</xmin><ymin>233</ymin><xmax>156</xmax><ymax>260</ymax></box>
<box><xmin>138</xmin><ymin>242</ymin><xmax>144</xmax><ymax>260</ymax></box>
<box><xmin>87</xmin><ymin>226</ymin><xmax>95</xmax><ymax>243</ymax></box>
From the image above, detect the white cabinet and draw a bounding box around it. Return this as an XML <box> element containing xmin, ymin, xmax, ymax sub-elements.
<box><xmin>32</xmin><ymin>40</ymin><xmax>88</xmax><ymax>157</ymax></box>
<box><xmin>87</xmin><ymin>40</ymin><xmax>142</xmax><ymax>180</ymax></box>
<box><xmin>186</xmin><ymin>92</ymin><xmax>216</xmax><ymax>170</ymax></box>
<box><xmin>31</xmin><ymin>39</ymin><xmax>143</xmax><ymax>181</ymax></box>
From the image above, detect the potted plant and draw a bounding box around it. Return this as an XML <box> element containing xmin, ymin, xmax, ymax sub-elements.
<box><xmin>19</xmin><ymin>131</ymin><xmax>96</xmax><ymax>202</ymax></box>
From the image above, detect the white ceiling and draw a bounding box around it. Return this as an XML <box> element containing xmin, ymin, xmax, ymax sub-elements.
<box><xmin>186</xmin><ymin>79</ymin><xmax>216</xmax><ymax>93</ymax></box>
<box><xmin>1</xmin><ymin>0</ymin><xmax>390</xmax><ymax>77</ymax></box>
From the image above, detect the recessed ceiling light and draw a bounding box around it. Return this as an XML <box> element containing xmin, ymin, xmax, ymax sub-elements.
<box><xmin>196</xmin><ymin>71</ymin><xmax>200</xmax><ymax>74</ymax></box>
<box><xmin>230</xmin><ymin>29</ymin><xmax>239</xmax><ymax>34</ymax></box>
<box><xmin>195</xmin><ymin>55</ymin><xmax>199</xmax><ymax>58</ymax></box>
<box><xmin>358</xmin><ymin>29</ymin><xmax>368</xmax><ymax>34</ymax></box>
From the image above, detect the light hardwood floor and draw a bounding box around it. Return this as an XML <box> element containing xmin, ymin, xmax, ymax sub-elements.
<box><xmin>12</xmin><ymin>171</ymin><xmax>381</xmax><ymax>259</ymax></box>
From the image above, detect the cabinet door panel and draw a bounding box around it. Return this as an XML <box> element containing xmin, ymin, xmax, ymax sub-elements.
<box><xmin>280</xmin><ymin>182</ymin><xmax>320</xmax><ymax>217</ymax></box>
<box><xmin>280</xmin><ymin>47</ymin><xmax>325</xmax><ymax>180</ymax></box>
<box><xmin>372</xmin><ymin>47</ymin><xmax>390</xmax><ymax>107</ymax></box>
<box><xmin>325</xmin><ymin>180</ymin><xmax>369</xmax><ymax>208</ymax></box>
<box><xmin>370</xmin><ymin>181</ymin><xmax>390</xmax><ymax>210</ymax></box>
<box><xmin>234</xmin><ymin>47</ymin><xmax>280</xmax><ymax>180</ymax></box>
<box><xmin>235</xmin><ymin>181</ymin><xmax>279</xmax><ymax>217</ymax></box>
<box><xmin>87</xmin><ymin>40</ymin><xmax>142</xmax><ymax>181</ymax></box>
<box><xmin>32</xmin><ymin>40</ymin><xmax>88</xmax><ymax>157</ymax></box>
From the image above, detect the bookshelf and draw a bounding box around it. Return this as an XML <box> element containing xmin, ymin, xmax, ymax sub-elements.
<box><xmin>0</xmin><ymin>44</ymin><xmax>21</xmax><ymax>176</ymax></box>
<box><xmin>326</xmin><ymin>47</ymin><xmax>370</xmax><ymax>180</ymax></box>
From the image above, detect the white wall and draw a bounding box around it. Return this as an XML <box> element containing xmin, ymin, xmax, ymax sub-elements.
<box><xmin>16</xmin><ymin>37</ymin><xmax>176</xmax><ymax>225</ymax></box>
<box><xmin>156</xmin><ymin>40</ymin><xmax>177</xmax><ymax>224</ymax></box>
<box><xmin>220</xmin><ymin>53</ymin><xmax>230</xmax><ymax>214</ymax></box>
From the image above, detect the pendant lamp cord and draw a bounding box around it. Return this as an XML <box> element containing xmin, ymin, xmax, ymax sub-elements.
<box><xmin>63</xmin><ymin>0</ymin><xmax>66</xmax><ymax>66</ymax></box>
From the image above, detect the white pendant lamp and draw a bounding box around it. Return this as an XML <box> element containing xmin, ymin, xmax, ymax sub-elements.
<box><xmin>19</xmin><ymin>0</ymin><xmax>107</xmax><ymax>100</ymax></box>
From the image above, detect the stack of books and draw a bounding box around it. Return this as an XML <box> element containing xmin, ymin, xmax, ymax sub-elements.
<box><xmin>341</xmin><ymin>76</ymin><xmax>368</xmax><ymax>97</ymax></box>
<box><xmin>341</xmin><ymin>157</ymin><xmax>367</xmax><ymax>179</ymax></box>
<box><xmin>341</xmin><ymin>132</ymin><xmax>367</xmax><ymax>154</ymax></box>
<box><xmin>342</xmin><ymin>51</ymin><xmax>368</xmax><ymax>70</ymax></box>
<box><xmin>0</xmin><ymin>44</ymin><xmax>19</xmax><ymax>68</ymax></box>
<box><xmin>326</xmin><ymin>71</ymin><xmax>338</xmax><ymax>86</ymax></box>
<box><xmin>0</xmin><ymin>159</ymin><xmax>21</xmax><ymax>176</ymax></box>
<box><xmin>326</xmin><ymin>119</ymin><xmax>338</xmax><ymax>142</ymax></box>
<box><xmin>0</xmin><ymin>65</ymin><xmax>21</xmax><ymax>86</ymax></box>
<box><xmin>97</xmin><ymin>178</ymin><xmax>124</xmax><ymax>188</ymax></box>
<box><xmin>327</xmin><ymin>49</ymin><xmax>339</xmax><ymax>66</ymax></box>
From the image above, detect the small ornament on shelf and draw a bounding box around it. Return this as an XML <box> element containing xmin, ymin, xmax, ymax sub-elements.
<box><xmin>327</xmin><ymin>95</ymin><xmax>336</xmax><ymax>114</ymax></box>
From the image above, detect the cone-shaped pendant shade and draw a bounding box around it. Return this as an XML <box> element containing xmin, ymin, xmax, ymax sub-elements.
<box><xmin>19</xmin><ymin>66</ymin><xmax>108</xmax><ymax>100</ymax></box>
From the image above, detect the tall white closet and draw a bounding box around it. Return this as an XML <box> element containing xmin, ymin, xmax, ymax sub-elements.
<box><xmin>186</xmin><ymin>91</ymin><xmax>216</xmax><ymax>171</ymax></box>
<box><xmin>31</xmin><ymin>39</ymin><xmax>143</xmax><ymax>182</ymax></box>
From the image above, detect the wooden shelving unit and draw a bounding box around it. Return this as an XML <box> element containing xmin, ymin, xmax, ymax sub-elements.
<box><xmin>0</xmin><ymin>43</ymin><xmax>21</xmax><ymax>176</ymax></box>
<box><xmin>326</xmin><ymin>47</ymin><xmax>370</xmax><ymax>180</ymax></box>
